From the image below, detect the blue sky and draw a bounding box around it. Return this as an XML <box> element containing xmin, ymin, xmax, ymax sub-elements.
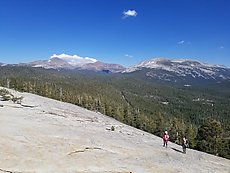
<box><xmin>0</xmin><ymin>0</ymin><xmax>229</xmax><ymax>67</ymax></box>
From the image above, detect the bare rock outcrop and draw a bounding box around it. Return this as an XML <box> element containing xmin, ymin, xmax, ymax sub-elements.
<box><xmin>0</xmin><ymin>87</ymin><xmax>229</xmax><ymax>173</ymax></box>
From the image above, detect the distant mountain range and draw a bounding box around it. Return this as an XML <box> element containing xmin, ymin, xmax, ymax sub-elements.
<box><xmin>24</xmin><ymin>55</ymin><xmax>125</xmax><ymax>73</ymax></box>
<box><xmin>1</xmin><ymin>56</ymin><xmax>230</xmax><ymax>83</ymax></box>
<box><xmin>124</xmin><ymin>58</ymin><xmax>230</xmax><ymax>83</ymax></box>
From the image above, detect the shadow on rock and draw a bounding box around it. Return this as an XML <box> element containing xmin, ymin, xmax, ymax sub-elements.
<box><xmin>170</xmin><ymin>147</ymin><xmax>184</xmax><ymax>154</ymax></box>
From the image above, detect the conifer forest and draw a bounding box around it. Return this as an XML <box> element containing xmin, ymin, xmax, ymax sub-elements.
<box><xmin>0</xmin><ymin>66</ymin><xmax>229</xmax><ymax>159</ymax></box>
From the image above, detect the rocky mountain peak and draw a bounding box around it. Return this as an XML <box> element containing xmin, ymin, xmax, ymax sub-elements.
<box><xmin>81</xmin><ymin>61</ymin><xmax>125</xmax><ymax>73</ymax></box>
<box><xmin>26</xmin><ymin>54</ymin><xmax>125</xmax><ymax>73</ymax></box>
<box><xmin>124</xmin><ymin>58</ymin><xmax>230</xmax><ymax>82</ymax></box>
<box><xmin>48</xmin><ymin>57</ymin><xmax>72</xmax><ymax>66</ymax></box>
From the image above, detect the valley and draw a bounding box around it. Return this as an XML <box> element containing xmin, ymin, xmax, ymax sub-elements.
<box><xmin>0</xmin><ymin>59</ymin><xmax>230</xmax><ymax>159</ymax></box>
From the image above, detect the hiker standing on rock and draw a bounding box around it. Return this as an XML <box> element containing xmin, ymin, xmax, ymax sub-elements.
<box><xmin>182</xmin><ymin>137</ymin><xmax>189</xmax><ymax>154</ymax></box>
<box><xmin>163</xmin><ymin>131</ymin><xmax>169</xmax><ymax>148</ymax></box>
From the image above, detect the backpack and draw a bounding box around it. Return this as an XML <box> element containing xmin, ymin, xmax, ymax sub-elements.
<box><xmin>183</xmin><ymin>139</ymin><xmax>189</xmax><ymax>147</ymax></box>
<box><xmin>185</xmin><ymin>139</ymin><xmax>189</xmax><ymax>147</ymax></box>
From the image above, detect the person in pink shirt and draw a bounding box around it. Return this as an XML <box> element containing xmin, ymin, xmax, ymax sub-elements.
<box><xmin>163</xmin><ymin>131</ymin><xmax>169</xmax><ymax>148</ymax></box>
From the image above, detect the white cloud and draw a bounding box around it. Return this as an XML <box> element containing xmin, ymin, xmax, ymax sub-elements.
<box><xmin>50</xmin><ymin>53</ymin><xmax>98</xmax><ymax>66</ymax></box>
<box><xmin>123</xmin><ymin>10</ymin><xmax>137</xmax><ymax>18</ymax></box>
<box><xmin>178</xmin><ymin>40</ymin><xmax>191</xmax><ymax>45</ymax></box>
<box><xmin>125</xmin><ymin>54</ymin><xmax>133</xmax><ymax>58</ymax></box>
<box><xmin>178</xmin><ymin>40</ymin><xmax>185</xmax><ymax>44</ymax></box>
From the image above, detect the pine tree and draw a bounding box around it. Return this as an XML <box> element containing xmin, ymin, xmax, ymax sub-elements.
<box><xmin>186</xmin><ymin>125</ymin><xmax>197</xmax><ymax>148</ymax></box>
<box><xmin>196</xmin><ymin>117</ymin><xmax>224</xmax><ymax>155</ymax></box>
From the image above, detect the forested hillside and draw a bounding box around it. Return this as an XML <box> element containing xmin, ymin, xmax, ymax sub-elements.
<box><xmin>0</xmin><ymin>66</ymin><xmax>229</xmax><ymax>159</ymax></box>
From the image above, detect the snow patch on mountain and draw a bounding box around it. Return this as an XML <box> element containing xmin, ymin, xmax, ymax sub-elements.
<box><xmin>123</xmin><ymin>58</ymin><xmax>230</xmax><ymax>81</ymax></box>
<box><xmin>0</xmin><ymin>63</ymin><xmax>7</xmax><ymax>67</ymax></box>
